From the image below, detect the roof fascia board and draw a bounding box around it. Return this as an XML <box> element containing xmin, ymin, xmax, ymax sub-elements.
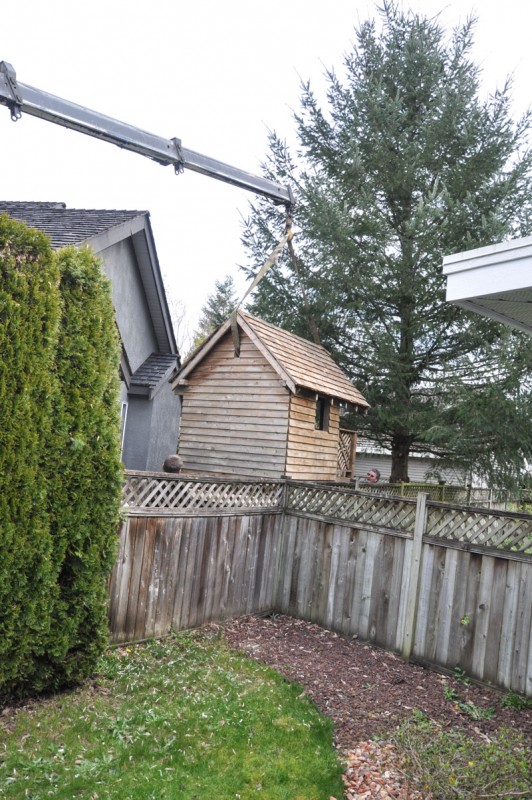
<box><xmin>443</xmin><ymin>236</ymin><xmax>532</xmax><ymax>301</ymax></box>
<box><xmin>132</xmin><ymin>217</ymin><xmax>178</xmax><ymax>354</ymax></box>
<box><xmin>237</xmin><ymin>312</ymin><xmax>297</xmax><ymax>394</ymax></box>
<box><xmin>82</xmin><ymin>214</ymin><xmax>147</xmax><ymax>253</ymax></box>
<box><xmin>120</xmin><ymin>347</ymin><xmax>132</xmax><ymax>389</ymax></box>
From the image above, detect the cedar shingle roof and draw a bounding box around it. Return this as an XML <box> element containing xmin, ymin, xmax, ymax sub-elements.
<box><xmin>0</xmin><ymin>201</ymin><xmax>146</xmax><ymax>248</ymax></box>
<box><xmin>176</xmin><ymin>310</ymin><xmax>368</xmax><ymax>409</ymax></box>
<box><xmin>239</xmin><ymin>312</ymin><xmax>368</xmax><ymax>407</ymax></box>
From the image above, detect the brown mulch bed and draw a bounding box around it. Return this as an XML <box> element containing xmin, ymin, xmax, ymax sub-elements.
<box><xmin>220</xmin><ymin>613</ymin><xmax>532</xmax><ymax>799</ymax></box>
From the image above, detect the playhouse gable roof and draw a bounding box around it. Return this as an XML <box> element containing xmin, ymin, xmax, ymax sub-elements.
<box><xmin>176</xmin><ymin>310</ymin><xmax>369</xmax><ymax>408</ymax></box>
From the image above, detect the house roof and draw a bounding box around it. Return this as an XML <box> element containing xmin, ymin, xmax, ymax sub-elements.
<box><xmin>0</xmin><ymin>200</ymin><xmax>178</xmax><ymax>358</ymax></box>
<box><xmin>129</xmin><ymin>353</ymin><xmax>178</xmax><ymax>399</ymax></box>
<box><xmin>174</xmin><ymin>310</ymin><xmax>369</xmax><ymax>408</ymax></box>
<box><xmin>443</xmin><ymin>235</ymin><xmax>532</xmax><ymax>336</ymax></box>
<box><xmin>0</xmin><ymin>201</ymin><xmax>145</xmax><ymax>248</ymax></box>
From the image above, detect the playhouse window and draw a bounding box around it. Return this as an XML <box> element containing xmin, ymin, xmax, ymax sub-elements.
<box><xmin>315</xmin><ymin>396</ymin><xmax>330</xmax><ymax>431</ymax></box>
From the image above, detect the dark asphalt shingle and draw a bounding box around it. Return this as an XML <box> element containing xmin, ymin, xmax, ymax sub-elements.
<box><xmin>0</xmin><ymin>200</ymin><xmax>146</xmax><ymax>248</ymax></box>
<box><xmin>130</xmin><ymin>353</ymin><xmax>178</xmax><ymax>389</ymax></box>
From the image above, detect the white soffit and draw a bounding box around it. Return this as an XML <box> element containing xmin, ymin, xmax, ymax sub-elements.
<box><xmin>442</xmin><ymin>235</ymin><xmax>532</xmax><ymax>335</ymax></box>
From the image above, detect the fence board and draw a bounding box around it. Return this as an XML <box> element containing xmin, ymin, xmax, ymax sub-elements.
<box><xmin>340</xmin><ymin>530</ymin><xmax>361</xmax><ymax>634</ymax></box>
<box><xmin>346</xmin><ymin>529</ymin><xmax>368</xmax><ymax>638</ymax></box>
<box><xmin>370</xmin><ymin>535</ymin><xmax>396</xmax><ymax>649</ymax></box>
<box><xmin>171</xmin><ymin>517</ymin><xmax>192</xmax><ymax>631</ymax></box>
<box><xmin>459</xmin><ymin>553</ymin><xmax>482</xmax><ymax>674</ymax></box>
<box><xmin>482</xmin><ymin>559</ymin><xmax>508</xmax><ymax>685</ymax></box>
<box><xmin>110</xmin><ymin>475</ymin><xmax>532</xmax><ymax>696</ymax></box>
<box><xmin>152</xmin><ymin>519</ymin><xmax>175</xmax><ymax>639</ymax></box>
<box><xmin>435</xmin><ymin>548</ymin><xmax>459</xmax><ymax>666</ymax></box>
<box><xmin>331</xmin><ymin>525</ymin><xmax>351</xmax><ymax>631</ymax></box>
<box><xmin>306</xmin><ymin>521</ymin><xmax>326</xmax><ymax>624</ymax></box>
<box><xmin>108</xmin><ymin>516</ymin><xmax>130</xmax><ymax>641</ymax></box>
<box><xmin>471</xmin><ymin>557</ymin><xmax>495</xmax><ymax>683</ymax></box>
<box><xmin>498</xmin><ymin>561</ymin><xmax>520</xmax><ymax>689</ymax></box>
<box><xmin>512</xmin><ymin>566</ymin><xmax>532</xmax><ymax>695</ymax></box>
<box><xmin>394</xmin><ymin>539</ymin><xmax>411</xmax><ymax>652</ymax></box>
<box><xmin>143</xmin><ymin>519</ymin><xmax>164</xmax><ymax>638</ymax></box>
<box><xmin>133</xmin><ymin>520</ymin><xmax>156</xmax><ymax>642</ymax></box>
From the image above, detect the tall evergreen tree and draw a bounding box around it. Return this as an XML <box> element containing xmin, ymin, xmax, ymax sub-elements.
<box><xmin>192</xmin><ymin>274</ymin><xmax>238</xmax><ymax>349</ymax></box>
<box><xmin>242</xmin><ymin>2</ymin><xmax>532</xmax><ymax>486</ymax></box>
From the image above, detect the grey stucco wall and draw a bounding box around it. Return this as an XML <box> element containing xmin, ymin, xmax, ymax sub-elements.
<box><xmin>100</xmin><ymin>239</ymin><xmax>157</xmax><ymax>373</ymax></box>
<box><xmin>121</xmin><ymin>396</ymin><xmax>153</xmax><ymax>471</ymax></box>
<box><xmin>121</xmin><ymin>384</ymin><xmax>180</xmax><ymax>471</ymax></box>
<box><xmin>95</xmin><ymin>238</ymin><xmax>180</xmax><ymax>471</ymax></box>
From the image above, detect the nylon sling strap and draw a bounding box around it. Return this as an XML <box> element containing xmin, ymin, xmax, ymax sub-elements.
<box><xmin>231</xmin><ymin>213</ymin><xmax>293</xmax><ymax>356</ymax></box>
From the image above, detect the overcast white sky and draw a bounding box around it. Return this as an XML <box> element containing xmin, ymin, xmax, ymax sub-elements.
<box><xmin>2</xmin><ymin>1</ymin><xmax>531</xmax><ymax>349</ymax></box>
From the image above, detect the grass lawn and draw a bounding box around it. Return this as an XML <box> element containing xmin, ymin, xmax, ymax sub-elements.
<box><xmin>0</xmin><ymin>628</ymin><xmax>344</xmax><ymax>799</ymax></box>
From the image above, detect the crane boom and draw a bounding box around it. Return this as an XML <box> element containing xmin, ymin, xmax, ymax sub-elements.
<box><xmin>0</xmin><ymin>61</ymin><xmax>293</xmax><ymax>206</ymax></box>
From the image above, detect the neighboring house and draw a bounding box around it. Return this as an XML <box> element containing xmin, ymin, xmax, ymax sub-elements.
<box><xmin>172</xmin><ymin>310</ymin><xmax>368</xmax><ymax>480</ymax></box>
<box><xmin>354</xmin><ymin>437</ymin><xmax>469</xmax><ymax>485</ymax></box>
<box><xmin>0</xmin><ymin>201</ymin><xmax>180</xmax><ymax>471</ymax></box>
<box><xmin>443</xmin><ymin>235</ymin><xmax>532</xmax><ymax>335</ymax></box>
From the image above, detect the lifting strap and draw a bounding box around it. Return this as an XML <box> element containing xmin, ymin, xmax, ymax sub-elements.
<box><xmin>231</xmin><ymin>212</ymin><xmax>293</xmax><ymax>356</ymax></box>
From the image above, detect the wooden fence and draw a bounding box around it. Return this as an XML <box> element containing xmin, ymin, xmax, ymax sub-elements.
<box><xmin>109</xmin><ymin>472</ymin><xmax>532</xmax><ymax>696</ymax></box>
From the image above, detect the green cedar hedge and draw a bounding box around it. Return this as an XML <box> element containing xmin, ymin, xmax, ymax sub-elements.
<box><xmin>0</xmin><ymin>219</ymin><xmax>123</xmax><ymax>697</ymax></box>
<box><xmin>33</xmin><ymin>246</ymin><xmax>123</xmax><ymax>691</ymax></box>
<box><xmin>0</xmin><ymin>215</ymin><xmax>60</xmax><ymax>692</ymax></box>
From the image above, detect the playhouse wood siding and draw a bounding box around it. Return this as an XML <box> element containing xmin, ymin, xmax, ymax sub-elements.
<box><xmin>286</xmin><ymin>394</ymin><xmax>340</xmax><ymax>480</ymax></box>
<box><xmin>177</xmin><ymin>329</ymin><xmax>290</xmax><ymax>477</ymax></box>
<box><xmin>173</xmin><ymin>311</ymin><xmax>369</xmax><ymax>480</ymax></box>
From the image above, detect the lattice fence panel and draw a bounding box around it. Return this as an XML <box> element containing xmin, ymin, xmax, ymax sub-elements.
<box><xmin>286</xmin><ymin>484</ymin><xmax>418</xmax><ymax>533</ymax></box>
<box><xmin>122</xmin><ymin>474</ymin><xmax>284</xmax><ymax>512</ymax></box>
<box><xmin>425</xmin><ymin>504</ymin><xmax>532</xmax><ymax>553</ymax></box>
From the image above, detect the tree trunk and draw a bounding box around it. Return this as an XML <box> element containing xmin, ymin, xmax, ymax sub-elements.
<box><xmin>390</xmin><ymin>435</ymin><xmax>412</xmax><ymax>483</ymax></box>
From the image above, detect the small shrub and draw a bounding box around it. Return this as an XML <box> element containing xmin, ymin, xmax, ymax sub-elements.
<box><xmin>501</xmin><ymin>690</ymin><xmax>532</xmax><ymax>711</ymax></box>
<box><xmin>443</xmin><ymin>682</ymin><xmax>495</xmax><ymax>721</ymax></box>
<box><xmin>392</xmin><ymin>716</ymin><xmax>531</xmax><ymax>799</ymax></box>
<box><xmin>453</xmin><ymin>666</ymin><xmax>471</xmax><ymax>685</ymax></box>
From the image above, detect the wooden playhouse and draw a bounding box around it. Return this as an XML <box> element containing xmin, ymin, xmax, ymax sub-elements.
<box><xmin>172</xmin><ymin>311</ymin><xmax>369</xmax><ymax>480</ymax></box>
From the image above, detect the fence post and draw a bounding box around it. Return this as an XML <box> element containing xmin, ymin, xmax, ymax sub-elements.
<box><xmin>401</xmin><ymin>492</ymin><xmax>428</xmax><ymax>660</ymax></box>
<box><xmin>272</xmin><ymin>478</ymin><xmax>290</xmax><ymax>611</ymax></box>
